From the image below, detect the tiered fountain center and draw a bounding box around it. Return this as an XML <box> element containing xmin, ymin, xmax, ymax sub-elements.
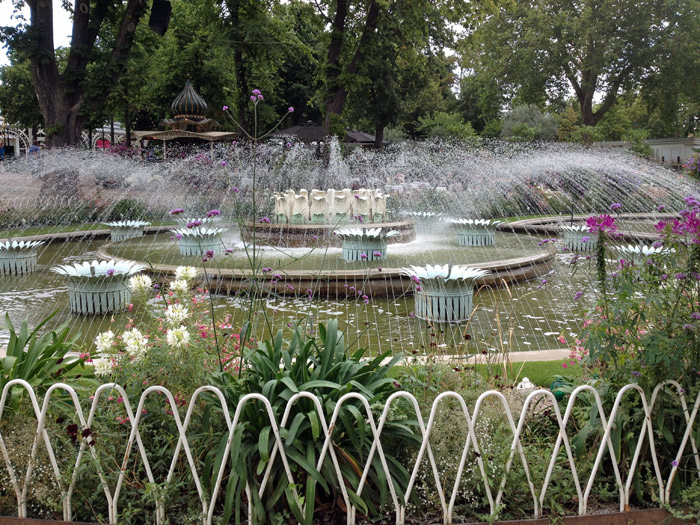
<box><xmin>245</xmin><ymin>188</ymin><xmax>416</xmax><ymax>247</ymax></box>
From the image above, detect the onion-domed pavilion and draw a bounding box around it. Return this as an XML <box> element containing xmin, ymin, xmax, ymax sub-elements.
<box><xmin>132</xmin><ymin>80</ymin><xmax>237</xmax><ymax>154</ymax></box>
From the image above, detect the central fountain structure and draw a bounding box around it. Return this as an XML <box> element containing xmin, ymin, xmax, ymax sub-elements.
<box><xmin>246</xmin><ymin>188</ymin><xmax>415</xmax><ymax>247</ymax></box>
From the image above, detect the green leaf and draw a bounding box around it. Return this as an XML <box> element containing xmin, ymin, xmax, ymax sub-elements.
<box><xmin>259</xmin><ymin>426</ymin><xmax>271</xmax><ymax>462</ymax></box>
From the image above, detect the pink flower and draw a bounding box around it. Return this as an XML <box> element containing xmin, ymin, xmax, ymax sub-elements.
<box><xmin>288</xmin><ymin>106</ymin><xmax>294</xmax><ymax>113</ymax></box>
<box><xmin>222</xmin><ymin>105</ymin><xmax>229</xmax><ymax>111</ymax></box>
<box><xmin>586</xmin><ymin>214</ymin><xmax>617</xmax><ymax>234</ymax></box>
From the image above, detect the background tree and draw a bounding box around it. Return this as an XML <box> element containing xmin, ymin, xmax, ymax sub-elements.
<box><xmin>0</xmin><ymin>52</ymin><xmax>44</xmax><ymax>130</ymax></box>
<box><xmin>467</xmin><ymin>0</ymin><xmax>693</xmax><ymax>127</ymax></box>
<box><xmin>0</xmin><ymin>0</ymin><xmax>156</xmax><ymax>146</ymax></box>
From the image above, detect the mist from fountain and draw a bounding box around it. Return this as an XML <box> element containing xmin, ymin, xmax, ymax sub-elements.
<box><xmin>0</xmin><ymin>139</ymin><xmax>696</xmax><ymax>354</ymax></box>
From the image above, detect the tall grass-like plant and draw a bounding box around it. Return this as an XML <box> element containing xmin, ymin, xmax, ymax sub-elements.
<box><xmin>0</xmin><ymin>311</ymin><xmax>83</xmax><ymax>412</ymax></box>
<box><xmin>208</xmin><ymin>320</ymin><xmax>418</xmax><ymax>524</ymax></box>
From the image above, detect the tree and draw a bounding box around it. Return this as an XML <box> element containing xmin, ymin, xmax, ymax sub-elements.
<box><xmin>0</xmin><ymin>0</ymin><xmax>157</xmax><ymax>147</ymax></box>
<box><xmin>501</xmin><ymin>105</ymin><xmax>557</xmax><ymax>141</ymax></box>
<box><xmin>318</xmin><ymin>0</ymin><xmax>471</xmax><ymax>138</ymax></box>
<box><xmin>0</xmin><ymin>53</ymin><xmax>44</xmax><ymax>129</ymax></box>
<box><xmin>468</xmin><ymin>0</ymin><xmax>691</xmax><ymax>126</ymax></box>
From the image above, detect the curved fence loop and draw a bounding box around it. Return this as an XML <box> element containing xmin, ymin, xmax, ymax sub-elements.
<box><xmin>473</xmin><ymin>389</ymin><xmax>539</xmax><ymax>519</ymax></box>
<box><xmin>650</xmin><ymin>381</ymin><xmax>700</xmax><ymax>502</ymax></box>
<box><xmin>0</xmin><ymin>379</ymin><xmax>46</xmax><ymax>518</ymax></box>
<box><xmin>207</xmin><ymin>393</ymin><xmax>301</xmax><ymax>525</ymax></box>
<box><xmin>375</xmin><ymin>391</ymin><xmax>445</xmax><ymax>525</ymax></box>
<box><xmin>270</xmin><ymin>391</ymin><xmax>350</xmax><ymax>522</ymax></box>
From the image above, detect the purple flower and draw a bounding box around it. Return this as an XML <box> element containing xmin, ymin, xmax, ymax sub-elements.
<box><xmin>273</xmin><ymin>274</ymin><xmax>282</xmax><ymax>280</ymax></box>
<box><xmin>257</xmin><ymin>94</ymin><xmax>264</xmax><ymax>101</ymax></box>
<box><xmin>175</xmin><ymin>233</ymin><xmax>182</xmax><ymax>240</ymax></box>
<box><xmin>691</xmin><ymin>312</ymin><xmax>700</xmax><ymax>320</ymax></box>
<box><xmin>252</xmin><ymin>89</ymin><xmax>261</xmax><ymax>96</ymax></box>
<box><xmin>373</xmin><ymin>251</ymin><xmax>382</xmax><ymax>257</ymax></box>
<box><xmin>258</xmin><ymin>216</ymin><xmax>270</xmax><ymax>224</ymax></box>
<box><xmin>207</xmin><ymin>209</ymin><xmax>221</xmax><ymax>217</ymax></box>
<box><xmin>360</xmin><ymin>253</ymin><xmax>368</xmax><ymax>260</ymax></box>
<box><xmin>106</xmin><ymin>268</ymin><xmax>115</xmax><ymax>277</ymax></box>
<box><xmin>232</xmin><ymin>187</ymin><xmax>239</xmax><ymax>193</ymax></box>
<box><xmin>312</xmin><ymin>235</ymin><xmax>318</xmax><ymax>240</ymax></box>
<box><xmin>186</xmin><ymin>220</ymin><xmax>202</xmax><ymax>228</ymax></box>
<box><xmin>222</xmin><ymin>105</ymin><xmax>229</xmax><ymax>111</ymax></box>
<box><xmin>250</xmin><ymin>95</ymin><xmax>257</xmax><ymax>101</ymax></box>
<box><xmin>411</xmin><ymin>275</ymin><xmax>420</xmax><ymax>284</ymax></box>
<box><xmin>262</xmin><ymin>267</ymin><xmax>272</xmax><ymax>273</ymax></box>
<box><xmin>574</xmin><ymin>291</ymin><xmax>584</xmax><ymax>300</ymax></box>
<box><xmin>657</xmin><ymin>205</ymin><xmax>666</xmax><ymax>212</ymax></box>
<box><xmin>675</xmin><ymin>272</ymin><xmax>686</xmax><ymax>280</ymax></box>
<box><xmin>581</xmin><ymin>236</ymin><xmax>590</xmax><ymax>243</ymax></box>
<box><xmin>226</xmin><ymin>248</ymin><xmax>234</xmax><ymax>254</ymax></box>
<box><xmin>631</xmin><ymin>371</ymin><xmax>641</xmax><ymax>377</ymax></box>
<box><xmin>660</xmin><ymin>274</ymin><xmax>668</xmax><ymax>280</ymax></box>
<box><xmin>684</xmin><ymin>324</ymin><xmax>694</xmax><ymax>330</ymax></box>
<box><xmin>170</xmin><ymin>208</ymin><xmax>185</xmax><ymax>215</ymax></box>
<box><xmin>671</xmin><ymin>459</ymin><xmax>679</xmax><ymax>467</ymax></box>
<box><xmin>609</xmin><ymin>202</ymin><xmax>622</xmax><ymax>210</ymax></box>
<box><xmin>220</xmin><ymin>161</ymin><xmax>227</xmax><ymax>166</ymax></box>
<box><xmin>285</xmin><ymin>142</ymin><xmax>292</xmax><ymax>148</ymax></box>
<box><xmin>288</xmin><ymin>106</ymin><xmax>294</xmax><ymax>113</ymax></box>
<box><xmin>541</xmin><ymin>279</ymin><xmax>547</xmax><ymax>284</ymax></box>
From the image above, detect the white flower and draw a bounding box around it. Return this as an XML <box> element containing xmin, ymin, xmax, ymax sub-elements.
<box><xmin>122</xmin><ymin>327</ymin><xmax>149</xmax><ymax>362</ymax></box>
<box><xmin>92</xmin><ymin>358</ymin><xmax>113</xmax><ymax>377</ymax></box>
<box><xmin>174</xmin><ymin>266</ymin><xmax>197</xmax><ymax>282</ymax></box>
<box><xmin>166</xmin><ymin>325</ymin><xmax>190</xmax><ymax>349</ymax></box>
<box><xmin>169</xmin><ymin>279</ymin><xmax>190</xmax><ymax>295</ymax></box>
<box><xmin>94</xmin><ymin>330</ymin><xmax>115</xmax><ymax>353</ymax></box>
<box><xmin>129</xmin><ymin>274</ymin><xmax>153</xmax><ymax>294</ymax></box>
<box><xmin>164</xmin><ymin>303</ymin><xmax>189</xmax><ymax>325</ymax></box>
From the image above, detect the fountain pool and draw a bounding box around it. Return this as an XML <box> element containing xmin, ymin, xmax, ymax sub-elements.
<box><xmin>0</xmin><ymin>140</ymin><xmax>696</xmax><ymax>356</ymax></box>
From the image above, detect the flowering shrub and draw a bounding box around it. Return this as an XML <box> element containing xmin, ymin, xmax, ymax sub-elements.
<box><xmin>683</xmin><ymin>153</ymin><xmax>700</xmax><ymax>179</ymax></box>
<box><xmin>577</xmin><ymin>206</ymin><xmax>700</xmax><ymax>388</ymax></box>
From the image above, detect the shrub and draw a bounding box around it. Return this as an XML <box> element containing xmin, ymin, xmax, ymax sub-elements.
<box><xmin>501</xmin><ymin>105</ymin><xmax>557</xmax><ymax>141</ymax></box>
<box><xmin>208</xmin><ymin>320</ymin><xmax>418</xmax><ymax>524</ymax></box>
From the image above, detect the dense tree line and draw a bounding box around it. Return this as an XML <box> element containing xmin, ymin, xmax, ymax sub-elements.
<box><xmin>0</xmin><ymin>0</ymin><xmax>698</xmax><ymax>147</ymax></box>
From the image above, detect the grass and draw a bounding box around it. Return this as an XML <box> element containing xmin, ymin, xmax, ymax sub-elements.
<box><xmin>0</xmin><ymin>220</ymin><xmax>172</xmax><ymax>239</ymax></box>
<box><xmin>473</xmin><ymin>359</ymin><xmax>583</xmax><ymax>387</ymax></box>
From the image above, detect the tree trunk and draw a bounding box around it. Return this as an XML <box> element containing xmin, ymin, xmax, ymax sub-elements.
<box><xmin>374</xmin><ymin>124</ymin><xmax>384</xmax><ymax>149</ymax></box>
<box><xmin>26</xmin><ymin>0</ymin><xmax>148</xmax><ymax>147</ymax></box>
<box><xmin>323</xmin><ymin>0</ymin><xmax>381</xmax><ymax>139</ymax></box>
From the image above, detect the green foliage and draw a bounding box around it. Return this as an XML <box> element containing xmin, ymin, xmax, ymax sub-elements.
<box><xmin>106</xmin><ymin>198</ymin><xmax>148</xmax><ymax>221</ymax></box>
<box><xmin>569</xmin><ymin>125</ymin><xmax>603</xmax><ymax>145</ymax></box>
<box><xmin>501</xmin><ymin>105</ymin><xmax>557</xmax><ymax>141</ymax></box>
<box><xmin>0</xmin><ymin>55</ymin><xmax>44</xmax><ymax>129</ymax></box>
<box><xmin>417</xmin><ymin>111</ymin><xmax>476</xmax><ymax>140</ymax></box>
<box><xmin>210</xmin><ymin>320</ymin><xmax>417</xmax><ymax>523</ymax></box>
<box><xmin>0</xmin><ymin>311</ymin><xmax>84</xmax><ymax>412</ymax></box>
<box><xmin>623</xmin><ymin>129</ymin><xmax>653</xmax><ymax>158</ymax></box>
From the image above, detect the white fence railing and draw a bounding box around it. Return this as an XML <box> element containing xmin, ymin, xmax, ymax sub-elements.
<box><xmin>0</xmin><ymin>379</ymin><xmax>698</xmax><ymax>524</ymax></box>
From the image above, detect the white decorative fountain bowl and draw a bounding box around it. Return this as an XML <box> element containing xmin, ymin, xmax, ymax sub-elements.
<box><xmin>0</xmin><ymin>240</ymin><xmax>45</xmax><ymax>275</ymax></box>
<box><xmin>402</xmin><ymin>211</ymin><xmax>444</xmax><ymax>234</ymax></box>
<box><xmin>171</xmin><ymin>226</ymin><xmax>228</xmax><ymax>257</ymax></box>
<box><xmin>51</xmin><ymin>259</ymin><xmax>146</xmax><ymax>315</ymax></box>
<box><xmin>402</xmin><ymin>263</ymin><xmax>490</xmax><ymax>322</ymax></box>
<box><xmin>612</xmin><ymin>243</ymin><xmax>672</xmax><ymax>265</ymax></box>
<box><xmin>561</xmin><ymin>224</ymin><xmax>597</xmax><ymax>251</ymax></box>
<box><xmin>333</xmin><ymin>227</ymin><xmax>399</xmax><ymax>262</ymax></box>
<box><xmin>450</xmin><ymin>219</ymin><xmax>503</xmax><ymax>246</ymax></box>
<box><xmin>102</xmin><ymin>220</ymin><xmax>151</xmax><ymax>242</ymax></box>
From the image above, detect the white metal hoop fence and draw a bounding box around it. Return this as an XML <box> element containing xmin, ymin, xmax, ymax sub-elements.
<box><xmin>0</xmin><ymin>379</ymin><xmax>698</xmax><ymax>524</ymax></box>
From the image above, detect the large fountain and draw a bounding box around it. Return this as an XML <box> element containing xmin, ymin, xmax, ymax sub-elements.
<box><xmin>0</xmin><ymin>139</ymin><xmax>695</xmax><ymax>355</ymax></box>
